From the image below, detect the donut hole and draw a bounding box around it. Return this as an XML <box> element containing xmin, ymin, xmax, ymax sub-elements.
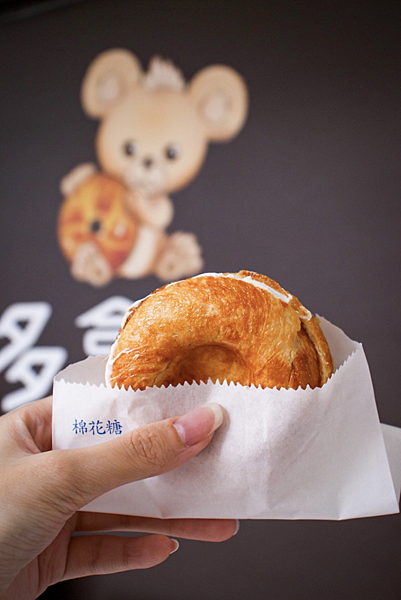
<box><xmin>154</xmin><ymin>343</ymin><xmax>250</xmax><ymax>387</ymax></box>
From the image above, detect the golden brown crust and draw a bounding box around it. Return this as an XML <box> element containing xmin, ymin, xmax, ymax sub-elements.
<box><xmin>107</xmin><ymin>270</ymin><xmax>334</xmax><ymax>390</ymax></box>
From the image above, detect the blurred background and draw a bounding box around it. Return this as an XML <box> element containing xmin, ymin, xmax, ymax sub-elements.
<box><xmin>0</xmin><ymin>0</ymin><xmax>400</xmax><ymax>598</ymax></box>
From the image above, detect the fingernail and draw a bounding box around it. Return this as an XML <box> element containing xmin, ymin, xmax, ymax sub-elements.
<box><xmin>234</xmin><ymin>520</ymin><xmax>240</xmax><ymax>535</ymax></box>
<box><xmin>174</xmin><ymin>403</ymin><xmax>224</xmax><ymax>447</ymax></box>
<box><xmin>169</xmin><ymin>539</ymin><xmax>180</xmax><ymax>554</ymax></box>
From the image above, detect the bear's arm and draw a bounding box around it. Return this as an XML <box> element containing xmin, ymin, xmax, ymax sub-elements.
<box><xmin>125</xmin><ymin>191</ymin><xmax>174</xmax><ymax>229</ymax></box>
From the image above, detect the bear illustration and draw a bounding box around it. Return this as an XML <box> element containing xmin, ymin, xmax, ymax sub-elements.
<box><xmin>58</xmin><ymin>49</ymin><xmax>248</xmax><ymax>286</ymax></box>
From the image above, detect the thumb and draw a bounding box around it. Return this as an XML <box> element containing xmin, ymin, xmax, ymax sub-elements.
<box><xmin>44</xmin><ymin>403</ymin><xmax>223</xmax><ymax>511</ymax></box>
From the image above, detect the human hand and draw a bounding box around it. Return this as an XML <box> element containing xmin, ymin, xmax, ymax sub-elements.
<box><xmin>0</xmin><ymin>397</ymin><xmax>236</xmax><ymax>599</ymax></box>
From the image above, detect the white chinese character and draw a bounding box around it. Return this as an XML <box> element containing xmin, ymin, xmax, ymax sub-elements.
<box><xmin>75</xmin><ymin>296</ymin><xmax>132</xmax><ymax>356</ymax></box>
<box><xmin>0</xmin><ymin>302</ymin><xmax>67</xmax><ymax>412</ymax></box>
<box><xmin>2</xmin><ymin>347</ymin><xmax>67</xmax><ymax>412</ymax></box>
<box><xmin>0</xmin><ymin>302</ymin><xmax>51</xmax><ymax>372</ymax></box>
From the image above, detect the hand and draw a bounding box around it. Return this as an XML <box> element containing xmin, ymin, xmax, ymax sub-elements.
<box><xmin>0</xmin><ymin>397</ymin><xmax>236</xmax><ymax>599</ymax></box>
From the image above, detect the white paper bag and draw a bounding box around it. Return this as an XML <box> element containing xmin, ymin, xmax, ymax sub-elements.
<box><xmin>52</xmin><ymin>318</ymin><xmax>401</xmax><ymax>520</ymax></box>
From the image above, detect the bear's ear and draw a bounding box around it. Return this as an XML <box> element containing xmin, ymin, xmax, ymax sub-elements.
<box><xmin>189</xmin><ymin>65</ymin><xmax>248</xmax><ymax>141</ymax></box>
<box><xmin>81</xmin><ymin>49</ymin><xmax>142</xmax><ymax>118</ymax></box>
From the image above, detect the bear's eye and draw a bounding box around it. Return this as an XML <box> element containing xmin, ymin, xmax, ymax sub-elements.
<box><xmin>123</xmin><ymin>140</ymin><xmax>137</xmax><ymax>156</ymax></box>
<box><xmin>165</xmin><ymin>143</ymin><xmax>180</xmax><ymax>160</ymax></box>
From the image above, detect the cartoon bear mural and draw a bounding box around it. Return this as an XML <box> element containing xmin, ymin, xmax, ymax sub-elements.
<box><xmin>58</xmin><ymin>49</ymin><xmax>248</xmax><ymax>286</ymax></box>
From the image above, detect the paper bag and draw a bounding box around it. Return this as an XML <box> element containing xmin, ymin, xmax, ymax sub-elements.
<box><xmin>53</xmin><ymin>318</ymin><xmax>401</xmax><ymax>520</ymax></box>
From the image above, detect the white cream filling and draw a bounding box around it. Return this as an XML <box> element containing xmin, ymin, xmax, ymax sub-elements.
<box><xmin>191</xmin><ymin>272</ymin><xmax>292</xmax><ymax>303</ymax></box>
<box><xmin>105</xmin><ymin>272</ymin><xmax>309</xmax><ymax>385</ymax></box>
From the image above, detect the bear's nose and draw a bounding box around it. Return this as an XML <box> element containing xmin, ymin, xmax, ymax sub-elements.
<box><xmin>143</xmin><ymin>157</ymin><xmax>153</xmax><ymax>169</ymax></box>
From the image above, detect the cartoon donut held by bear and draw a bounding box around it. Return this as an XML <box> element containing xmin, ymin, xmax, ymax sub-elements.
<box><xmin>58</xmin><ymin>50</ymin><xmax>248</xmax><ymax>286</ymax></box>
<box><xmin>58</xmin><ymin>174</ymin><xmax>137</xmax><ymax>286</ymax></box>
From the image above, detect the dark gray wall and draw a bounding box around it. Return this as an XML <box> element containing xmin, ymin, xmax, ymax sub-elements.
<box><xmin>1</xmin><ymin>1</ymin><xmax>400</xmax><ymax>599</ymax></box>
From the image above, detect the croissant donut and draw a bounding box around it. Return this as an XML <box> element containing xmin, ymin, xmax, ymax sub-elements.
<box><xmin>106</xmin><ymin>270</ymin><xmax>334</xmax><ymax>390</ymax></box>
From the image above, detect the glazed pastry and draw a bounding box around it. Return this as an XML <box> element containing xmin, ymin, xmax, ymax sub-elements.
<box><xmin>106</xmin><ymin>270</ymin><xmax>333</xmax><ymax>390</ymax></box>
<box><xmin>58</xmin><ymin>174</ymin><xmax>137</xmax><ymax>271</ymax></box>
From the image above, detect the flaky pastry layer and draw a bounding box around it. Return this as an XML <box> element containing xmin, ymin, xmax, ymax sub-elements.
<box><xmin>107</xmin><ymin>270</ymin><xmax>334</xmax><ymax>390</ymax></box>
